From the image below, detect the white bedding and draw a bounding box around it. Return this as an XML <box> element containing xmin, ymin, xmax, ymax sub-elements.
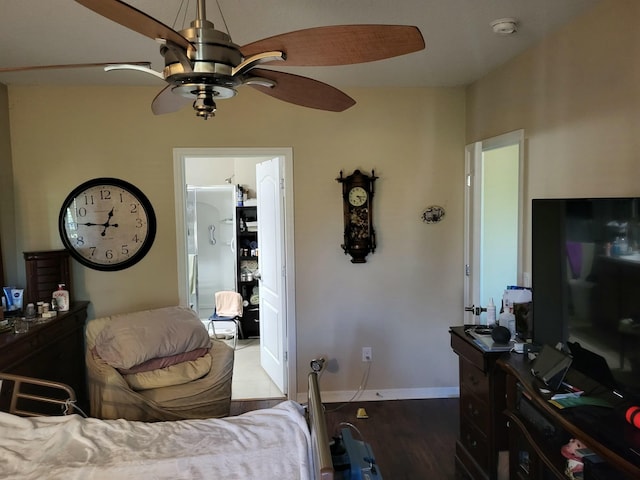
<box><xmin>0</xmin><ymin>400</ymin><xmax>312</xmax><ymax>480</ymax></box>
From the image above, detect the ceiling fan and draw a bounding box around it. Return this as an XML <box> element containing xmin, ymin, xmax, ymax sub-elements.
<box><xmin>2</xmin><ymin>0</ymin><xmax>425</xmax><ymax>119</ymax></box>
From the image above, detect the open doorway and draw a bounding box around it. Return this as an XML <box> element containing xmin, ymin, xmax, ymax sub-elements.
<box><xmin>464</xmin><ymin>130</ymin><xmax>525</xmax><ymax>324</ymax></box>
<box><xmin>173</xmin><ymin>148</ymin><xmax>297</xmax><ymax>400</ymax></box>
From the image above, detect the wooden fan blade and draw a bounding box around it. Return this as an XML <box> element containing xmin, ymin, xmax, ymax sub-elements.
<box><xmin>247</xmin><ymin>69</ymin><xmax>355</xmax><ymax>112</ymax></box>
<box><xmin>241</xmin><ymin>25</ymin><xmax>424</xmax><ymax>66</ymax></box>
<box><xmin>151</xmin><ymin>85</ymin><xmax>191</xmax><ymax>115</ymax></box>
<box><xmin>0</xmin><ymin>62</ymin><xmax>150</xmax><ymax>73</ymax></box>
<box><xmin>75</xmin><ymin>0</ymin><xmax>193</xmax><ymax>51</ymax></box>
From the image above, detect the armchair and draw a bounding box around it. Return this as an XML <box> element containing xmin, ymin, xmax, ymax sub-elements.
<box><xmin>85</xmin><ymin>306</ymin><xmax>234</xmax><ymax>421</ymax></box>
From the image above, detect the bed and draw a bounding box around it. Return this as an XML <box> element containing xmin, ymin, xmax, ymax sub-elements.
<box><xmin>0</xmin><ymin>372</ymin><xmax>334</xmax><ymax>480</ymax></box>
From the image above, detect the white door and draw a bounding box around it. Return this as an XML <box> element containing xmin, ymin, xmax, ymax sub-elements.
<box><xmin>464</xmin><ymin>130</ymin><xmax>525</xmax><ymax>324</ymax></box>
<box><xmin>256</xmin><ymin>157</ymin><xmax>286</xmax><ymax>393</ymax></box>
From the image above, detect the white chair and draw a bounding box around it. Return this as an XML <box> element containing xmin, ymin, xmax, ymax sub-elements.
<box><xmin>208</xmin><ymin>291</ymin><xmax>244</xmax><ymax>349</ymax></box>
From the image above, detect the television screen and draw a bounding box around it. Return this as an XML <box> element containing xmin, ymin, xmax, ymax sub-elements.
<box><xmin>531</xmin><ymin>198</ymin><xmax>640</xmax><ymax>397</ymax></box>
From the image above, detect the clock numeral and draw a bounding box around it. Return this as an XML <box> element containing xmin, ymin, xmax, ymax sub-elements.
<box><xmin>76</xmin><ymin>207</ymin><xmax>87</xmax><ymax>217</ymax></box>
<box><xmin>135</xmin><ymin>218</ymin><xmax>144</xmax><ymax>228</ymax></box>
<box><xmin>132</xmin><ymin>233</ymin><xmax>141</xmax><ymax>243</ymax></box>
<box><xmin>130</xmin><ymin>203</ymin><xmax>138</xmax><ymax>214</ymax></box>
<box><xmin>76</xmin><ymin>235</ymin><xmax>85</xmax><ymax>246</ymax></box>
<box><xmin>89</xmin><ymin>246</ymin><xmax>96</xmax><ymax>257</ymax></box>
<box><xmin>82</xmin><ymin>194</ymin><xmax>95</xmax><ymax>206</ymax></box>
<box><xmin>100</xmin><ymin>189</ymin><xmax>112</xmax><ymax>201</ymax></box>
<box><xmin>121</xmin><ymin>245</ymin><xmax>129</xmax><ymax>255</ymax></box>
<box><xmin>105</xmin><ymin>249</ymin><xmax>114</xmax><ymax>260</ymax></box>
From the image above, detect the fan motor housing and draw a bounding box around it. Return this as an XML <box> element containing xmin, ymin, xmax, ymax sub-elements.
<box><xmin>162</xmin><ymin>23</ymin><xmax>244</xmax><ymax>95</ymax></box>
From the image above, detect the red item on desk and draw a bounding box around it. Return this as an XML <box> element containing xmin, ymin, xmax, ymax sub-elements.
<box><xmin>625</xmin><ymin>406</ymin><xmax>640</xmax><ymax>429</ymax></box>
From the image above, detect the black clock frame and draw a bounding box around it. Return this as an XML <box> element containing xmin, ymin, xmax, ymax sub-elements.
<box><xmin>58</xmin><ymin>177</ymin><xmax>157</xmax><ymax>271</ymax></box>
<box><xmin>337</xmin><ymin>169</ymin><xmax>377</xmax><ymax>263</ymax></box>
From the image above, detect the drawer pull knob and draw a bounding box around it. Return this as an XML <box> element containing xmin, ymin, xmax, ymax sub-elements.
<box><xmin>465</xmin><ymin>434</ymin><xmax>477</xmax><ymax>448</ymax></box>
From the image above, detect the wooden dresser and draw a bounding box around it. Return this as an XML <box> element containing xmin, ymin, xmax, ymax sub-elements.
<box><xmin>451</xmin><ymin>325</ymin><xmax>640</xmax><ymax>479</ymax></box>
<box><xmin>0</xmin><ymin>301</ymin><xmax>89</xmax><ymax>411</ymax></box>
<box><xmin>450</xmin><ymin>326</ymin><xmax>508</xmax><ymax>479</ymax></box>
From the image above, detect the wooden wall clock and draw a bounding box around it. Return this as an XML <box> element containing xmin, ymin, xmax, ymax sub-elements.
<box><xmin>58</xmin><ymin>178</ymin><xmax>157</xmax><ymax>271</ymax></box>
<box><xmin>337</xmin><ymin>169</ymin><xmax>377</xmax><ymax>263</ymax></box>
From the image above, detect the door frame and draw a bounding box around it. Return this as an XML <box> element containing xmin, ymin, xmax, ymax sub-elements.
<box><xmin>464</xmin><ymin>130</ymin><xmax>525</xmax><ymax>324</ymax></box>
<box><xmin>173</xmin><ymin>147</ymin><xmax>296</xmax><ymax>397</ymax></box>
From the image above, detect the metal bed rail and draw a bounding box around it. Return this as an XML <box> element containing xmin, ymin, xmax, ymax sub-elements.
<box><xmin>308</xmin><ymin>371</ymin><xmax>334</xmax><ymax>480</ymax></box>
<box><xmin>0</xmin><ymin>372</ymin><xmax>77</xmax><ymax>417</ymax></box>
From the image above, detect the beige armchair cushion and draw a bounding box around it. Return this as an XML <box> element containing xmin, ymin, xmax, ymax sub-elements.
<box><xmin>123</xmin><ymin>354</ymin><xmax>213</xmax><ymax>391</ymax></box>
<box><xmin>93</xmin><ymin>306</ymin><xmax>211</xmax><ymax>370</ymax></box>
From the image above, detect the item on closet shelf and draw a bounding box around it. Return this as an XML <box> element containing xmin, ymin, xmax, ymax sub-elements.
<box><xmin>52</xmin><ymin>284</ymin><xmax>69</xmax><ymax>312</ymax></box>
<box><xmin>236</xmin><ymin>185</ymin><xmax>244</xmax><ymax>206</ymax></box>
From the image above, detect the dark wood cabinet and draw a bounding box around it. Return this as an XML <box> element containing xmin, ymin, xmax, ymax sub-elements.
<box><xmin>0</xmin><ymin>302</ymin><xmax>89</xmax><ymax>413</ymax></box>
<box><xmin>236</xmin><ymin>206</ymin><xmax>259</xmax><ymax>338</ymax></box>
<box><xmin>500</xmin><ymin>355</ymin><xmax>640</xmax><ymax>480</ymax></box>
<box><xmin>23</xmin><ymin>249</ymin><xmax>71</xmax><ymax>306</ymax></box>
<box><xmin>451</xmin><ymin>325</ymin><xmax>640</xmax><ymax>480</ymax></box>
<box><xmin>450</xmin><ymin>326</ymin><xmax>508</xmax><ymax>479</ymax></box>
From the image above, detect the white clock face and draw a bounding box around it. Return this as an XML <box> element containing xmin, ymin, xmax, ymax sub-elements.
<box><xmin>348</xmin><ymin>186</ymin><xmax>368</xmax><ymax>207</ymax></box>
<box><xmin>59</xmin><ymin>179</ymin><xmax>156</xmax><ymax>271</ymax></box>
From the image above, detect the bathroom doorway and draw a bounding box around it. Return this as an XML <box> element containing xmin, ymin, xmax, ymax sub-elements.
<box><xmin>173</xmin><ymin>148</ymin><xmax>297</xmax><ymax>400</ymax></box>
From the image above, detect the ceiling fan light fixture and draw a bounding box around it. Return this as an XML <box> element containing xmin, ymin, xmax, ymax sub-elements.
<box><xmin>491</xmin><ymin>18</ymin><xmax>518</xmax><ymax>35</ymax></box>
<box><xmin>193</xmin><ymin>90</ymin><xmax>217</xmax><ymax>119</ymax></box>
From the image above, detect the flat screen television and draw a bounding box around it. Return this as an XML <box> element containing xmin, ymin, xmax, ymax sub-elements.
<box><xmin>531</xmin><ymin>197</ymin><xmax>640</xmax><ymax>398</ymax></box>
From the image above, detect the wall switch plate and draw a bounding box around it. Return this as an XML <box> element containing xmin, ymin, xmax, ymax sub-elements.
<box><xmin>362</xmin><ymin>347</ymin><xmax>372</xmax><ymax>362</ymax></box>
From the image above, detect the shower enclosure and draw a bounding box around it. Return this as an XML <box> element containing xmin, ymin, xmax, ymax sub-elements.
<box><xmin>186</xmin><ymin>185</ymin><xmax>237</xmax><ymax>319</ymax></box>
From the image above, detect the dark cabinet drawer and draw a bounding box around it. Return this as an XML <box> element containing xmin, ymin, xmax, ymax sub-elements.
<box><xmin>460</xmin><ymin>385</ymin><xmax>490</xmax><ymax>432</ymax></box>
<box><xmin>460</xmin><ymin>419</ymin><xmax>490</xmax><ymax>472</ymax></box>
<box><xmin>460</xmin><ymin>356</ymin><xmax>490</xmax><ymax>399</ymax></box>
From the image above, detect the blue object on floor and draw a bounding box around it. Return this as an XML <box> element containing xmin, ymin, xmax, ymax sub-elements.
<box><xmin>335</xmin><ymin>427</ymin><xmax>382</xmax><ymax>480</ymax></box>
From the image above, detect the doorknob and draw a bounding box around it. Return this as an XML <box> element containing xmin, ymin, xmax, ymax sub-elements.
<box><xmin>464</xmin><ymin>305</ymin><xmax>486</xmax><ymax>316</ymax></box>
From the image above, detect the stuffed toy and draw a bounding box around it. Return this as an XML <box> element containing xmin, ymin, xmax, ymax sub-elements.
<box><xmin>561</xmin><ymin>438</ymin><xmax>586</xmax><ymax>479</ymax></box>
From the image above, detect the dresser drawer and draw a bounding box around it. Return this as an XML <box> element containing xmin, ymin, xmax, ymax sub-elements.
<box><xmin>460</xmin><ymin>356</ymin><xmax>490</xmax><ymax>399</ymax></box>
<box><xmin>460</xmin><ymin>385</ymin><xmax>490</xmax><ymax>432</ymax></box>
<box><xmin>460</xmin><ymin>419</ymin><xmax>490</xmax><ymax>472</ymax></box>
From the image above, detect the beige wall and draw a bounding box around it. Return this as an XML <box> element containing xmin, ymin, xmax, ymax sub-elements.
<box><xmin>467</xmin><ymin>0</ymin><xmax>640</xmax><ymax>271</ymax></box>
<box><xmin>5</xmin><ymin>84</ymin><xmax>465</xmax><ymax>396</ymax></box>
<box><xmin>0</xmin><ymin>84</ymin><xmax>16</xmax><ymax>285</ymax></box>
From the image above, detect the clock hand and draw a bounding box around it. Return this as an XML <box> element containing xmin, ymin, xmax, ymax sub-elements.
<box><xmin>100</xmin><ymin>208</ymin><xmax>117</xmax><ymax>236</ymax></box>
<box><xmin>75</xmin><ymin>222</ymin><xmax>100</xmax><ymax>226</ymax></box>
<box><xmin>100</xmin><ymin>223</ymin><xmax>119</xmax><ymax>236</ymax></box>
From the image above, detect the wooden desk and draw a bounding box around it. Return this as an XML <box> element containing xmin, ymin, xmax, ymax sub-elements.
<box><xmin>0</xmin><ymin>302</ymin><xmax>89</xmax><ymax>412</ymax></box>
<box><xmin>451</xmin><ymin>325</ymin><xmax>640</xmax><ymax>480</ymax></box>
<box><xmin>500</xmin><ymin>352</ymin><xmax>640</xmax><ymax>479</ymax></box>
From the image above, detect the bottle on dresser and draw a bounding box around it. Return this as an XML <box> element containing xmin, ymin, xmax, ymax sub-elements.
<box><xmin>52</xmin><ymin>284</ymin><xmax>70</xmax><ymax>312</ymax></box>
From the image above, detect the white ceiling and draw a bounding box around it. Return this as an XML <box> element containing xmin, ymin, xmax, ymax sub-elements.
<box><xmin>0</xmin><ymin>0</ymin><xmax>601</xmax><ymax>89</ymax></box>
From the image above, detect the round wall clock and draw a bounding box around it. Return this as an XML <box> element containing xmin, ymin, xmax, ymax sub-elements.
<box><xmin>58</xmin><ymin>178</ymin><xmax>157</xmax><ymax>271</ymax></box>
<box><xmin>336</xmin><ymin>169</ymin><xmax>378</xmax><ymax>263</ymax></box>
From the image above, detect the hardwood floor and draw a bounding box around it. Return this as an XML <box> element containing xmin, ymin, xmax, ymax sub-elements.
<box><xmin>230</xmin><ymin>397</ymin><xmax>460</xmax><ymax>479</ymax></box>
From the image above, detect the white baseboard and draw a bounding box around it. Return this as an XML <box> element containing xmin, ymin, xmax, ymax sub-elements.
<box><xmin>296</xmin><ymin>386</ymin><xmax>460</xmax><ymax>403</ymax></box>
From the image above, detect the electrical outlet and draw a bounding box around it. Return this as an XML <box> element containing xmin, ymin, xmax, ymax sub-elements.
<box><xmin>362</xmin><ymin>347</ymin><xmax>372</xmax><ymax>362</ymax></box>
